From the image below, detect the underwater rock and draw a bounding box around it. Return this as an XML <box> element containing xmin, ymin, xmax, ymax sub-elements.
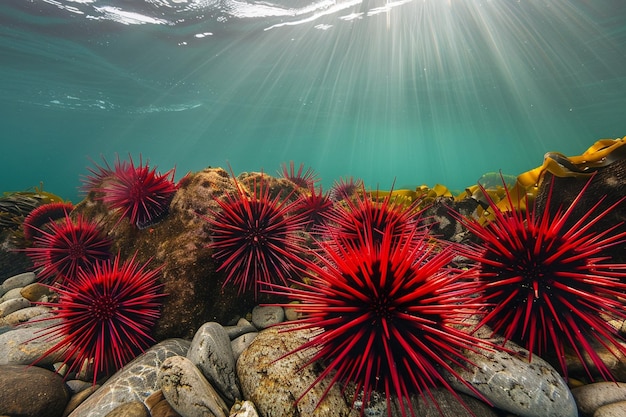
<box><xmin>186</xmin><ymin>321</ymin><xmax>241</xmax><ymax>404</ymax></box>
<box><xmin>594</xmin><ymin>401</ymin><xmax>626</xmax><ymax>417</ymax></box>
<box><xmin>250</xmin><ymin>305</ymin><xmax>285</xmax><ymax>329</ymax></box>
<box><xmin>387</xmin><ymin>388</ymin><xmax>500</xmax><ymax>417</ymax></box>
<box><xmin>534</xmin><ymin>159</ymin><xmax>626</xmax><ymax>263</ymax></box>
<box><xmin>421</xmin><ymin>196</ymin><xmax>479</xmax><ymax>242</ymax></box>
<box><xmin>230</xmin><ymin>400</ymin><xmax>260</xmax><ymax>417</ymax></box>
<box><xmin>0</xmin><ymin>236</ymin><xmax>35</xmax><ymax>284</ymax></box>
<box><xmin>237</xmin><ymin>325</ymin><xmax>358</xmax><ymax>417</ymax></box>
<box><xmin>158</xmin><ymin>355</ymin><xmax>229</xmax><ymax>417</ymax></box>
<box><xmin>446</xmin><ymin>327</ymin><xmax>578</xmax><ymax>417</ymax></box>
<box><xmin>0</xmin><ymin>364</ymin><xmax>70</xmax><ymax>417</ymax></box>
<box><xmin>101</xmin><ymin>401</ymin><xmax>149</xmax><ymax>417</ymax></box>
<box><xmin>0</xmin><ymin>271</ymin><xmax>35</xmax><ymax>296</ymax></box>
<box><xmin>571</xmin><ymin>381</ymin><xmax>626</xmax><ymax>417</ymax></box>
<box><xmin>0</xmin><ymin>325</ymin><xmax>64</xmax><ymax>366</ymax></box>
<box><xmin>67</xmin><ymin>339</ymin><xmax>190</xmax><ymax>417</ymax></box>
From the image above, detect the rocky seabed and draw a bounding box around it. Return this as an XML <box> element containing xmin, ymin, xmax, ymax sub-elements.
<box><xmin>2</xmin><ymin>271</ymin><xmax>626</xmax><ymax>417</ymax></box>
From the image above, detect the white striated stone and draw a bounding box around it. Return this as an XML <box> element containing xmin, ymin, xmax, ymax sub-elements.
<box><xmin>187</xmin><ymin>321</ymin><xmax>241</xmax><ymax>403</ymax></box>
<box><xmin>67</xmin><ymin>338</ymin><xmax>190</xmax><ymax>417</ymax></box>
<box><xmin>0</xmin><ymin>272</ymin><xmax>36</xmax><ymax>296</ymax></box>
<box><xmin>446</xmin><ymin>329</ymin><xmax>577</xmax><ymax>417</ymax></box>
<box><xmin>158</xmin><ymin>355</ymin><xmax>229</xmax><ymax>417</ymax></box>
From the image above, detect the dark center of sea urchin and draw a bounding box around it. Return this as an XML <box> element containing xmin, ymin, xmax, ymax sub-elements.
<box><xmin>245</xmin><ymin>202</ymin><xmax>287</xmax><ymax>247</ymax></box>
<box><xmin>67</xmin><ymin>242</ymin><xmax>87</xmax><ymax>261</ymax></box>
<box><xmin>90</xmin><ymin>295</ymin><xmax>118</xmax><ymax>321</ymax></box>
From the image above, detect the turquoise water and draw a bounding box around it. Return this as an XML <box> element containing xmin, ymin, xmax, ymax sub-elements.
<box><xmin>1</xmin><ymin>0</ymin><xmax>625</xmax><ymax>203</ymax></box>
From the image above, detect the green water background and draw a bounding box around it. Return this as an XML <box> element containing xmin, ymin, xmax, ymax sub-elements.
<box><xmin>1</xmin><ymin>0</ymin><xmax>625</xmax><ymax>203</ymax></box>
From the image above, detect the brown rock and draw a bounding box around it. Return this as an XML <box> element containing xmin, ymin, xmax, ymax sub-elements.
<box><xmin>20</xmin><ymin>282</ymin><xmax>53</xmax><ymax>301</ymax></box>
<box><xmin>149</xmin><ymin>400</ymin><xmax>182</xmax><ymax>417</ymax></box>
<box><xmin>62</xmin><ymin>385</ymin><xmax>100</xmax><ymax>417</ymax></box>
<box><xmin>103</xmin><ymin>401</ymin><xmax>149</xmax><ymax>417</ymax></box>
<box><xmin>0</xmin><ymin>364</ymin><xmax>70</xmax><ymax>417</ymax></box>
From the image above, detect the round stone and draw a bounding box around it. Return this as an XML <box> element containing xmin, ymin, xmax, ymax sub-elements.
<box><xmin>158</xmin><ymin>355</ymin><xmax>230</xmax><ymax>417</ymax></box>
<box><xmin>0</xmin><ymin>297</ymin><xmax>30</xmax><ymax>317</ymax></box>
<box><xmin>0</xmin><ymin>364</ymin><xmax>70</xmax><ymax>417</ymax></box>
<box><xmin>0</xmin><ymin>272</ymin><xmax>36</xmax><ymax>296</ymax></box>
<box><xmin>103</xmin><ymin>401</ymin><xmax>149</xmax><ymax>417</ymax></box>
<box><xmin>251</xmin><ymin>305</ymin><xmax>284</xmax><ymax>329</ymax></box>
<box><xmin>571</xmin><ymin>381</ymin><xmax>626</xmax><ymax>416</ymax></box>
<box><xmin>186</xmin><ymin>321</ymin><xmax>241</xmax><ymax>403</ymax></box>
<box><xmin>20</xmin><ymin>283</ymin><xmax>53</xmax><ymax>302</ymax></box>
<box><xmin>594</xmin><ymin>400</ymin><xmax>626</xmax><ymax>417</ymax></box>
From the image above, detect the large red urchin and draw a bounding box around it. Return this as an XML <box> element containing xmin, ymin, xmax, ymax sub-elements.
<box><xmin>90</xmin><ymin>155</ymin><xmax>179</xmax><ymax>229</ymax></box>
<box><xmin>33</xmin><ymin>254</ymin><xmax>166</xmax><ymax>383</ymax></box>
<box><xmin>206</xmin><ymin>174</ymin><xmax>309</xmax><ymax>296</ymax></box>
<box><xmin>269</xmin><ymin>224</ymin><xmax>490</xmax><ymax>416</ymax></box>
<box><xmin>457</xmin><ymin>175</ymin><xmax>626</xmax><ymax>380</ymax></box>
<box><xmin>24</xmin><ymin>212</ymin><xmax>112</xmax><ymax>283</ymax></box>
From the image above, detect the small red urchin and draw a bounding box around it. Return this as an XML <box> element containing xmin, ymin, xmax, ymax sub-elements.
<box><xmin>80</xmin><ymin>156</ymin><xmax>114</xmax><ymax>195</ymax></box>
<box><xmin>22</xmin><ymin>201</ymin><xmax>75</xmax><ymax>241</ymax></box>
<box><xmin>321</xmin><ymin>185</ymin><xmax>424</xmax><ymax>250</ymax></box>
<box><xmin>206</xmin><ymin>174</ymin><xmax>309</xmax><ymax>296</ymax></box>
<box><xmin>33</xmin><ymin>253</ymin><xmax>166</xmax><ymax>383</ymax></box>
<box><xmin>329</xmin><ymin>176</ymin><xmax>364</xmax><ymax>202</ymax></box>
<box><xmin>292</xmin><ymin>186</ymin><xmax>334</xmax><ymax>231</ymax></box>
<box><xmin>94</xmin><ymin>155</ymin><xmax>179</xmax><ymax>229</ymax></box>
<box><xmin>278</xmin><ymin>161</ymin><xmax>320</xmax><ymax>189</ymax></box>
<box><xmin>269</xmin><ymin>223</ymin><xmax>490</xmax><ymax>416</ymax></box>
<box><xmin>457</xmin><ymin>175</ymin><xmax>626</xmax><ymax>380</ymax></box>
<box><xmin>24</xmin><ymin>212</ymin><xmax>112</xmax><ymax>283</ymax></box>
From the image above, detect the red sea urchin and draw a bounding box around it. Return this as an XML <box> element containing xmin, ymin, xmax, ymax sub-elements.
<box><xmin>92</xmin><ymin>155</ymin><xmax>179</xmax><ymax>229</ymax></box>
<box><xmin>458</xmin><ymin>175</ymin><xmax>626</xmax><ymax>380</ymax></box>
<box><xmin>270</xmin><ymin>225</ymin><xmax>490</xmax><ymax>416</ymax></box>
<box><xmin>33</xmin><ymin>254</ymin><xmax>166</xmax><ymax>383</ymax></box>
<box><xmin>321</xmin><ymin>185</ymin><xmax>424</xmax><ymax>249</ymax></box>
<box><xmin>206</xmin><ymin>174</ymin><xmax>309</xmax><ymax>296</ymax></box>
<box><xmin>22</xmin><ymin>201</ymin><xmax>75</xmax><ymax>241</ymax></box>
<box><xmin>24</xmin><ymin>212</ymin><xmax>112</xmax><ymax>283</ymax></box>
